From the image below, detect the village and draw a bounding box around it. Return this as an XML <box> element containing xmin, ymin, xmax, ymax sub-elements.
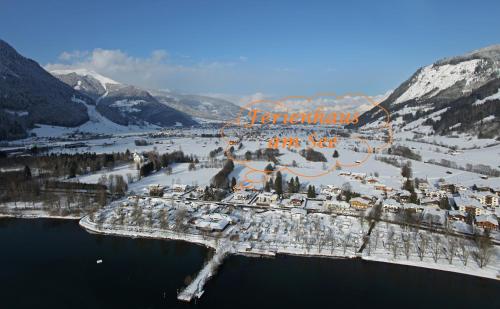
<box><xmin>2</xmin><ymin>126</ymin><xmax>500</xmax><ymax>301</ymax></box>
<box><xmin>81</xmin><ymin>129</ymin><xmax>500</xmax><ymax>301</ymax></box>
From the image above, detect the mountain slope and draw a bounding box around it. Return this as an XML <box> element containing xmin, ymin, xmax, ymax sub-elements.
<box><xmin>52</xmin><ymin>70</ymin><xmax>197</xmax><ymax>127</ymax></box>
<box><xmin>357</xmin><ymin>45</ymin><xmax>500</xmax><ymax>138</ymax></box>
<box><xmin>150</xmin><ymin>90</ymin><xmax>244</xmax><ymax>121</ymax></box>
<box><xmin>51</xmin><ymin>68</ymin><xmax>119</xmax><ymax>100</ymax></box>
<box><xmin>0</xmin><ymin>39</ymin><xmax>92</xmax><ymax>139</ymax></box>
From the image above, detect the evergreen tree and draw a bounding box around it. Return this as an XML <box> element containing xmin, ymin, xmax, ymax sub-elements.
<box><xmin>275</xmin><ymin>171</ymin><xmax>283</xmax><ymax>197</ymax></box>
<box><xmin>307</xmin><ymin>185</ymin><xmax>317</xmax><ymax>198</ymax></box>
<box><xmin>264</xmin><ymin>181</ymin><xmax>270</xmax><ymax>192</ymax></box>
<box><xmin>295</xmin><ymin>176</ymin><xmax>300</xmax><ymax>192</ymax></box>
<box><xmin>288</xmin><ymin>178</ymin><xmax>295</xmax><ymax>193</ymax></box>
<box><xmin>24</xmin><ymin>165</ymin><xmax>32</xmax><ymax>180</ymax></box>
<box><xmin>332</xmin><ymin>150</ymin><xmax>339</xmax><ymax>158</ymax></box>
<box><xmin>401</xmin><ymin>161</ymin><xmax>412</xmax><ymax>178</ymax></box>
<box><xmin>231</xmin><ymin>177</ymin><xmax>237</xmax><ymax>190</ymax></box>
<box><xmin>264</xmin><ymin>163</ymin><xmax>274</xmax><ymax>174</ymax></box>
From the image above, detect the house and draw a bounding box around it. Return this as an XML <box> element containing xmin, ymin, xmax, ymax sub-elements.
<box><xmin>448</xmin><ymin>210</ymin><xmax>467</xmax><ymax>222</ymax></box>
<box><xmin>173</xmin><ymin>184</ymin><xmax>188</xmax><ymax>192</ymax></box>
<box><xmin>232</xmin><ymin>190</ymin><xmax>253</xmax><ymax>202</ymax></box>
<box><xmin>374</xmin><ymin>184</ymin><xmax>393</xmax><ymax>192</ymax></box>
<box><xmin>195</xmin><ymin>186</ymin><xmax>206</xmax><ymax>194</ymax></box>
<box><xmin>290</xmin><ymin>194</ymin><xmax>305</xmax><ymax>206</ymax></box>
<box><xmin>402</xmin><ymin>203</ymin><xmax>425</xmax><ymax>213</ymax></box>
<box><xmin>321</xmin><ymin>185</ymin><xmax>342</xmax><ymax>197</ymax></box>
<box><xmin>148</xmin><ymin>184</ymin><xmax>165</xmax><ymax>197</ymax></box>
<box><xmin>420</xmin><ymin>197</ymin><xmax>441</xmax><ymax>208</ymax></box>
<box><xmin>351</xmin><ymin>172</ymin><xmax>366</xmax><ymax>181</ymax></box>
<box><xmin>454</xmin><ymin>197</ymin><xmax>486</xmax><ymax>217</ymax></box>
<box><xmin>395</xmin><ymin>190</ymin><xmax>411</xmax><ymax>203</ymax></box>
<box><xmin>349</xmin><ymin>197</ymin><xmax>371</xmax><ymax>210</ymax></box>
<box><xmin>382</xmin><ymin>199</ymin><xmax>402</xmax><ymax>212</ymax></box>
<box><xmin>439</xmin><ymin>183</ymin><xmax>455</xmax><ymax>193</ymax></box>
<box><xmin>255</xmin><ymin>192</ymin><xmax>278</xmax><ymax>206</ymax></box>
<box><xmin>422</xmin><ymin>208</ymin><xmax>446</xmax><ymax>226</ymax></box>
<box><xmin>305</xmin><ymin>200</ymin><xmax>325</xmax><ymax>212</ymax></box>
<box><xmin>324</xmin><ymin>199</ymin><xmax>350</xmax><ymax>211</ymax></box>
<box><xmin>417</xmin><ymin>181</ymin><xmax>430</xmax><ymax>192</ymax></box>
<box><xmin>194</xmin><ymin>217</ymin><xmax>229</xmax><ymax>232</ymax></box>
<box><xmin>475</xmin><ymin>215</ymin><xmax>499</xmax><ymax>231</ymax></box>
<box><xmin>425</xmin><ymin>189</ymin><xmax>448</xmax><ymax>199</ymax></box>
<box><xmin>473</xmin><ymin>192</ymin><xmax>499</xmax><ymax>208</ymax></box>
<box><xmin>366</xmin><ymin>177</ymin><xmax>378</xmax><ymax>184</ymax></box>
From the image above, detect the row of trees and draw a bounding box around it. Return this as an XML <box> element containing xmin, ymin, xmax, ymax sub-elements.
<box><xmin>365</xmin><ymin>228</ymin><xmax>494</xmax><ymax>268</ymax></box>
<box><xmin>0</xmin><ymin>151</ymin><xmax>132</xmax><ymax>180</ymax></box>
<box><xmin>140</xmin><ymin>150</ymin><xmax>198</xmax><ymax>177</ymax></box>
<box><xmin>211</xmin><ymin>159</ymin><xmax>235</xmax><ymax>189</ymax></box>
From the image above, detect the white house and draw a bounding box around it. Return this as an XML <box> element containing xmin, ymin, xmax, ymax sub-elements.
<box><xmin>321</xmin><ymin>185</ymin><xmax>342</xmax><ymax>197</ymax></box>
<box><xmin>173</xmin><ymin>184</ymin><xmax>188</xmax><ymax>192</ymax></box>
<box><xmin>232</xmin><ymin>190</ymin><xmax>253</xmax><ymax>202</ymax></box>
<box><xmin>255</xmin><ymin>192</ymin><xmax>278</xmax><ymax>206</ymax></box>
<box><xmin>324</xmin><ymin>199</ymin><xmax>350</xmax><ymax>211</ymax></box>
<box><xmin>382</xmin><ymin>199</ymin><xmax>402</xmax><ymax>212</ymax></box>
<box><xmin>473</xmin><ymin>192</ymin><xmax>499</xmax><ymax>208</ymax></box>
<box><xmin>454</xmin><ymin>197</ymin><xmax>486</xmax><ymax>216</ymax></box>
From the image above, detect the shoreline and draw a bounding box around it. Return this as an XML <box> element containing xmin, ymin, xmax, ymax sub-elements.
<box><xmin>77</xmin><ymin>216</ymin><xmax>500</xmax><ymax>282</ymax></box>
<box><xmin>0</xmin><ymin>211</ymin><xmax>82</xmax><ymax>220</ymax></box>
<box><xmin>1</xmin><ymin>214</ymin><xmax>497</xmax><ymax>282</ymax></box>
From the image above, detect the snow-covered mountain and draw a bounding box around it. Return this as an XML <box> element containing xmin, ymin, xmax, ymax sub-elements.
<box><xmin>0</xmin><ymin>39</ymin><xmax>93</xmax><ymax>140</ymax></box>
<box><xmin>357</xmin><ymin>45</ymin><xmax>500</xmax><ymax>138</ymax></box>
<box><xmin>53</xmin><ymin>69</ymin><xmax>244</xmax><ymax>122</ymax></box>
<box><xmin>150</xmin><ymin>90</ymin><xmax>244</xmax><ymax>121</ymax></box>
<box><xmin>51</xmin><ymin>70</ymin><xmax>197</xmax><ymax>128</ymax></box>
<box><xmin>51</xmin><ymin>68</ymin><xmax>119</xmax><ymax>100</ymax></box>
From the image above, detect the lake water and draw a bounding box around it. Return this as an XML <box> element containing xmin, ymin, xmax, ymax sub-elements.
<box><xmin>0</xmin><ymin>219</ymin><xmax>498</xmax><ymax>309</ymax></box>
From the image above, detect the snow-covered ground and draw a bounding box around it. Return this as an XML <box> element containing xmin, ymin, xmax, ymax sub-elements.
<box><xmin>80</xmin><ymin>195</ymin><xmax>500</xmax><ymax>281</ymax></box>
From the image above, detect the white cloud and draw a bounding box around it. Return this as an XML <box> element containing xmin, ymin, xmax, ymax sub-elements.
<box><xmin>58</xmin><ymin>50</ymin><xmax>89</xmax><ymax>61</ymax></box>
<box><xmin>45</xmin><ymin>48</ymin><xmax>241</xmax><ymax>92</ymax></box>
<box><xmin>201</xmin><ymin>92</ymin><xmax>273</xmax><ymax>107</ymax></box>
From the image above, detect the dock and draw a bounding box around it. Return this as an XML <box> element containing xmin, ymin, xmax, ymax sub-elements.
<box><xmin>177</xmin><ymin>240</ymin><xmax>233</xmax><ymax>302</ymax></box>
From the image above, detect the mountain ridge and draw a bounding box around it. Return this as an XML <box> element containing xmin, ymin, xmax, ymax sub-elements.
<box><xmin>357</xmin><ymin>44</ymin><xmax>500</xmax><ymax>138</ymax></box>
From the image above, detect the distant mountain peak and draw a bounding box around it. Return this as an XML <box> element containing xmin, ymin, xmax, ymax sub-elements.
<box><xmin>50</xmin><ymin>68</ymin><xmax>120</xmax><ymax>90</ymax></box>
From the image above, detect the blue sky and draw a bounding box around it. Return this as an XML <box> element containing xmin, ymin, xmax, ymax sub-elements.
<box><xmin>1</xmin><ymin>0</ymin><xmax>500</xmax><ymax>96</ymax></box>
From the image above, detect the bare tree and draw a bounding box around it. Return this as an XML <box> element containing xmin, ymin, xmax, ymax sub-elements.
<box><xmin>365</xmin><ymin>235</ymin><xmax>372</xmax><ymax>256</ymax></box>
<box><xmin>401</xmin><ymin>232</ymin><xmax>412</xmax><ymax>260</ymax></box>
<box><xmin>416</xmin><ymin>233</ymin><xmax>429</xmax><ymax>261</ymax></box>
<box><xmin>458</xmin><ymin>239</ymin><xmax>470</xmax><ymax>266</ymax></box>
<box><xmin>174</xmin><ymin>207</ymin><xmax>188</xmax><ymax>232</ymax></box>
<box><xmin>329</xmin><ymin>230</ymin><xmax>337</xmax><ymax>254</ymax></box>
<box><xmin>159</xmin><ymin>209</ymin><xmax>168</xmax><ymax>229</ymax></box>
<box><xmin>341</xmin><ymin>233</ymin><xmax>352</xmax><ymax>255</ymax></box>
<box><xmin>386</xmin><ymin>226</ymin><xmax>395</xmax><ymax>250</ymax></box>
<box><xmin>430</xmin><ymin>235</ymin><xmax>441</xmax><ymax>263</ymax></box>
<box><xmin>472</xmin><ymin>237</ymin><xmax>493</xmax><ymax>268</ymax></box>
<box><xmin>444</xmin><ymin>237</ymin><xmax>458</xmax><ymax>264</ymax></box>
<box><xmin>373</xmin><ymin>229</ymin><xmax>380</xmax><ymax>251</ymax></box>
<box><xmin>391</xmin><ymin>238</ymin><xmax>399</xmax><ymax>259</ymax></box>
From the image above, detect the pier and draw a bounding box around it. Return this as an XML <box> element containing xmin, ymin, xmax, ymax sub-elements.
<box><xmin>177</xmin><ymin>240</ymin><xmax>233</xmax><ymax>302</ymax></box>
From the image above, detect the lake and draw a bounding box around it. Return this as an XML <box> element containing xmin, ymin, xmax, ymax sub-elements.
<box><xmin>0</xmin><ymin>218</ymin><xmax>498</xmax><ymax>309</ymax></box>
